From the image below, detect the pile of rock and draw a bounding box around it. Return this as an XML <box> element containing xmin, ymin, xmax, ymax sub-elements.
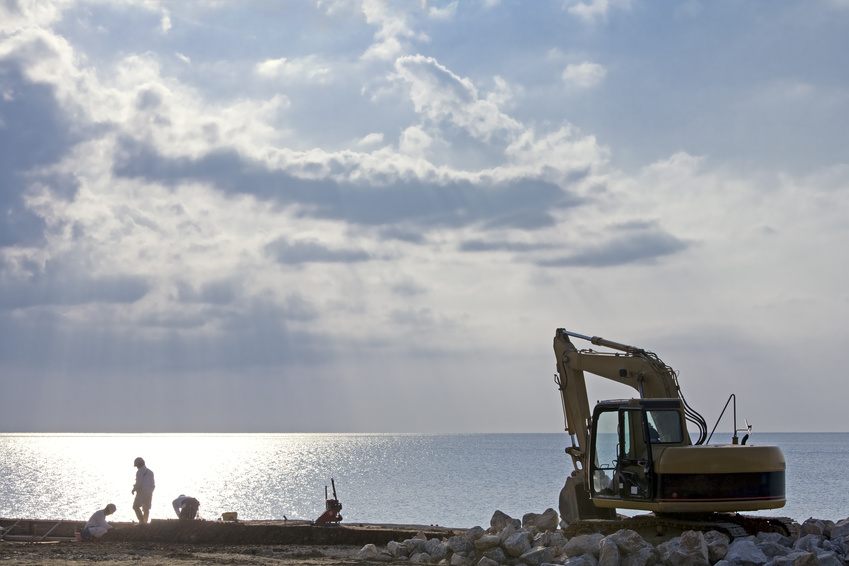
<box><xmin>356</xmin><ymin>511</ymin><xmax>849</xmax><ymax>566</ymax></box>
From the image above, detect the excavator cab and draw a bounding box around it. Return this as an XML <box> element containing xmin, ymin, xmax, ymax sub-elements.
<box><xmin>589</xmin><ymin>399</ymin><xmax>688</xmax><ymax>504</ymax></box>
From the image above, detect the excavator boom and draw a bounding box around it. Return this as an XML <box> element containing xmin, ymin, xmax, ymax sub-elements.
<box><xmin>554</xmin><ymin>328</ymin><xmax>691</xmax><ymax>470</ymax></box>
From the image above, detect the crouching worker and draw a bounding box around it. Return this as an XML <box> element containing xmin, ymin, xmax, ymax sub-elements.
<box><xmin>172</xmin><ymin>495</ymin><xmax>200</xmax><ymax>520</ymax></box>
<box><xmin>81</xmin><ymin>503</ymin><xmax>116</xmax><ymax>541</ymax></box>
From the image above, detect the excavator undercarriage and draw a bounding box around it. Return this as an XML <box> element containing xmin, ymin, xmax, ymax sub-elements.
<box><xmin>562</xmin><ymin>512</ymin><xmax>799</xmax><ymax>541</ymax></box>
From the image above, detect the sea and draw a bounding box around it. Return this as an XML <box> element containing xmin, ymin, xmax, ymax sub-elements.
<box><xmin>0</xmin><ymin>433</ymin><xmax>845</xmax><ymax>528</ymax></box>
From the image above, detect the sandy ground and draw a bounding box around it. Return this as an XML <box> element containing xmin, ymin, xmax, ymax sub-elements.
<box><xmin>0</xmin><ymin>541</ymin><xmax>370</xmax><ymax>566</ymax></box>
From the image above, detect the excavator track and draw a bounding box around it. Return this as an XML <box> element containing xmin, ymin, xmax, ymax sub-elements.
<box><xmin>563</xmin><ymin>513</ymin><xmax>798</xmax><ymax>541</ymax></box>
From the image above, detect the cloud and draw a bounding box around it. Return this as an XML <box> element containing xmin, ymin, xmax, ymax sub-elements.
<box><xmin>390</xmin><ymin>306</ymin><xmax>435</xmax><ymax>326</ymax></box>
<box><xmin>0</xmin><ymin>295</ymin><xmax>322</xmax><ymax>372</ymax></box>
<box><xmin>459</xmin><ymin>240</ymin><xmax>554</xmax><ymax>253</ymax></box>
<box><xmin>399</xmin><ymin>125</ymin><xmax>432</xmax><ymax>158</ymax></box>
<box><xmin>255</xmin><ymin>55</ymin><xmax>332</xmax><ymax>83</ymax></box>
<box><xmin>0</xmin><ymin>258</ymin><xmax>149</xmax><ymax>309</ymax></box>
<box><xmin>428</xmin><ymin>1</ymin><xmax>458</xmax><ymax>20</ymax></box>
<box><xmin>536</xmin><ymin>221</ymin><xmax>690</xmax><ymax>267</ymax></box>
<box><xmin>361</xmin><ymin>1</ymin><xmax>428</xmax><ymax>61</ymax></box>
<box><xmin>394</xmin><ymin>55</ymin><xmax>522</xmax><ymax>143</ymax></box>
<box><xmin>357</xmin><ymin>132</ymin><xmax>385</xmax><ymax>148</ymax></box>
<box><xmin>160</xmin><ymin>9</ymin><xmax>171</xmax><ymax>33</ymax></box>
<box><xmin>0</xmin><ymin>61</ymin><xmax>80</xmax><ymax>245</ymax></box>
<box><xmin>565</xmin><ymin>0</ymin><xmax>631</xmax><ymax>23</ymax></box>
<box><xmin>176</xmin><ymin>278</ymin><xmax>240</xmax><ymax>305</ymax></box>
<box><xmin>378</xmin><ymin>226</ymin><xmax>426</xmax><ymax>243</ymax></box>
<box><xmin>1</xmin><ymin>0</ymin><xmax>847</xmax><ymax>436</ymax></box>
<box><xmin>265</xmin><ymin>238</ymin><xmax>372</xmax><ymax>264</ymax></box>
<box><xmin>112</xmin><ymin>139</ymin><xmax>582</xmax><ymax>230</ymax></box>
<box><xmin>390</xmin><ymin>278</ymin><xmax>426</xmax><ymax>296</ymax></box>
<box><xmin>0</xmin><ymin>0</ymin><xmax>64</xmax><ymax>30</ymax></box>
<box><xmin>562</xmin><ymin>62</ymin><xmax>607</xmax><ymax>89</ymax></box>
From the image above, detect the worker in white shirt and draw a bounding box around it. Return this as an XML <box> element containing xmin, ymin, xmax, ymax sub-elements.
<box><xmin>81</xmin><ymin>503</ymin><xmax>116</xmax><ymax>540</ymax></box>
<box><xmin>172</xmin><ymin>494</ymin><xmax>201</xmax><ymax>520</ymax></box>
<box><xmin>131</xmin><ymin>457</ymin><xmax>155</xmax><ymax>524</ymax></box>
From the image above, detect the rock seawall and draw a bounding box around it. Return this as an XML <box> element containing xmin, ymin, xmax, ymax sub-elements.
<box><xmin>357</xmin><ymin>511</ymin><xmax>849</xmax><ymax>566</ymax></box>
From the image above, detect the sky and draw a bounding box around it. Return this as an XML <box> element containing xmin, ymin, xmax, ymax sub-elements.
<box><xmin>1</xmin><ymin>0</ymin><xmax>847</xmax><ymax>433</ymax></box>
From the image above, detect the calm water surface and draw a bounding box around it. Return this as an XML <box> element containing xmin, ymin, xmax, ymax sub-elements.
<box><xmin>0</xmin><ymin>433</ymin><xmax>844</xmax><ymax>527</ymax></box>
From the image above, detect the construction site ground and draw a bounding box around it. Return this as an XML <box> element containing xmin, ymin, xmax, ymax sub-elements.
<box><xmin>0</xmin><ymin>519</ymin><xmax>459</xmax><ymax>565</ymax></box>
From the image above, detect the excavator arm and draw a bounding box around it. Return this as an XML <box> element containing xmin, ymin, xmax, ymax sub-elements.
<box><xmin>554</xmin><ymin>328</ymin><xmax>685</xmax><ymax>470</ymax></box>
<box><xmin>554</xmin><ymin>328</ymin><xmax>712</xmax><ymax>523</ymax></box>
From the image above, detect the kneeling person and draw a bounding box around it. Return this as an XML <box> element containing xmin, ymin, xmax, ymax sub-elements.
<box><xmin>81</xmin><ymin>504</ymin><xmax>116</xmax><ymax>541</ymax></box>
<box><xmin>172</xmin><ymin>494</ymin><xmax>200</xmax><ymax>520</ymax></box>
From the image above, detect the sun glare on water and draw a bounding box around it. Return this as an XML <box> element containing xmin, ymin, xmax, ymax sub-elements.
<box><xmin>1</xmin><ymin>433</ymin><xmax>339</xmax><ymax>523</ymax></box>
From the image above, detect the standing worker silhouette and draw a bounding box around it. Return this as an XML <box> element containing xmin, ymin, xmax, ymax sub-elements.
<box><xmin>131</xmin><ymin>457</ymin><xmax>155</xmax><ymax>524</ymax></box>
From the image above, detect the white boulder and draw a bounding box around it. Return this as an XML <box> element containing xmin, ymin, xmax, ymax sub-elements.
<box><xmin>425</xmin><ymin>538</ymin><xmax>449</xmax><ymax>561</ymax></box>
<box><xmin>563</xmin><ymin>533</ymin><xmax>605</xmax><ymax>559</ymax></box>
<box><xmin>793</xmin><ymin>534</ymin><xmax>825</xmax><ymax>554</ymax></box>
<box><xmin>358</xmin><ymin>544</ymin><xmax>380</xmax><ymax>560</ymax></box>
<box><xmin>829</xmin><ymin>517</ymin><xmax>849</xmax><ymax>541</ymax></box>
<box><xmin>490</xmin><ymin>511</ymin><xmax>520</xmax><ymax>533</ymax></box>
<box><xmin>482</xmin><ymin>547</ymin><xmax>508</xmax><ymax>564</ymax></box>
<box><xmin>659</xmin><ymin>530</ymin><xmax>709</xmax><ymax>566</ymax></box>
<box><xmin>800</xmin><ymin>519</ymin><xmax>826</xmax><ymax>537</ymax></box>
<box><xmin>597</xmin><ymin>538</ymin><xmax>620</xmax><ymax>566</ymax></box>
<box><xmin>503</xmin><ymin>531</ymin><xmax>533</xmax><ymax>558</ymax></box>
<box><xmin>725</xmin><ymin>539</ymin><xmax>768</xmax><ymax>566</ymax></box>
<box><xmin>465</xmin><ymin>526</ymin><xmax>486</xmax><ymax>542</ymax></box>
<box><xmin>705</xmin><ymin>530</ymin><xmax>730</xmax><ymax>563</ymax></box>
<box><xmin>448</xmin><ymin>535</ymin><xmax>475</xmax><ymax>555</ymax></box>
<box><xmin>406</xmin><ymin>538</ymin><xmax>428</xmax><ymax>554</ymax></box>
<box><xmin>604</xmin><ymin>529</ymin><xmax>658</xmax><ymax>566</ymax></box>
<box><xmin>519</xmin><ymin>546</ymin><xmax>556</xmax><ymax>566</ymax></box>
<box><xmin>387</xmin><ymin>540</ymin><xmax>408</xmax><ymax>558</ymax></box>
<box><xmin>474</xmin><ymin>534</ymin><xmax>501</xmax><ymax>551</ymax></box>
<box><xmin>523</xmin><ymin>509</ymin><xmax>560</xmax><ymax>533</ymax></box>
<box><xmin>560</xmin><ymin>554</ymin><xmax>599</xmax><ymax>566</ymax></box>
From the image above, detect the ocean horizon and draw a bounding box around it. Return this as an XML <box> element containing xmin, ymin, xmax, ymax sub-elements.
<box><xmin>1</xmin><ymin>432</ymin><xmax>845</xmax><ymax>527</ymax></box>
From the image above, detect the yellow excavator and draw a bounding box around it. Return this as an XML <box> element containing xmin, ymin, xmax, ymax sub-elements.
<box><xmin>553</xmin><ymin>328</ymin><xmax>792</xmax><ymax>538</ymax></box>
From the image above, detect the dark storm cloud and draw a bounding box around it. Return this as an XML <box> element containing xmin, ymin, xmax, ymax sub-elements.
<box><xmin>0</xmin><ymin>63</ymin><xmax>80</xmax><ymax>246</ymax></box>
<box><xmin>0</xmin><ymin>258</ymin><xmax>149</xmax><ymax>309</ymax></box>
<box><xmin>112</xmin><ymin>138</ymin><xmax>581</xmax><ymax>230</ymax></box>
<box><xmin>536</xmin><ymin>225</ymin><xmax>689</xmax><ymax>268</ymax></box>
<box><xmin>265</xmin><ymin>238</ymin><xmax>372</xmax><ymax>264</ymax></box>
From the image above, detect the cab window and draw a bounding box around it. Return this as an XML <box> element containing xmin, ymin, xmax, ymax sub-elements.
<box><xmin>591</xmin><ymin>410</ymin><xmax>618</xmax><ymax>495</ymax></box>
<box><xmin>646</xmin><ymin>410</ymin><xmax>683</xmax><ymax>443</ymax></box>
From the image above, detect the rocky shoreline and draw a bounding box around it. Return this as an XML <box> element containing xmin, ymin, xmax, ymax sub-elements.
<box><xmin>357</xmin><ymin>509</ymin><xmax>847</xmax><ymax>566</ymax></box>
<box><xmin>2</xmin><ymin>510</ymin><xmax>848</xmax><ymax>566</ymax></box>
